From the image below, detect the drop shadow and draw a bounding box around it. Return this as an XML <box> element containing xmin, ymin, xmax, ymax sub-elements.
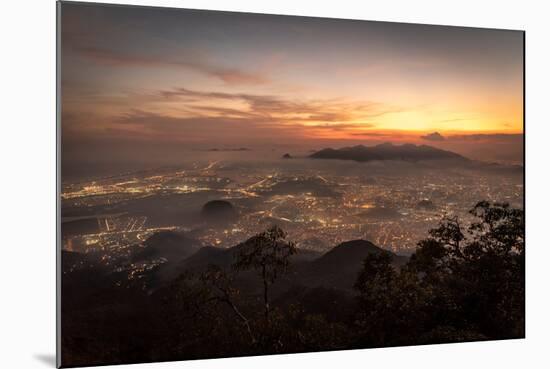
<box><xmin>33</xmin><ymin>353</ymin><xmax>56</xmax><ymax>367</ymax></box>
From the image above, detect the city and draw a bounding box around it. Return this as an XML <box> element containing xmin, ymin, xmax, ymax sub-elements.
<box><xmin>62</xmin><ymin>155</ymin><xmax>523</xmax><ymax>286</ymax></box>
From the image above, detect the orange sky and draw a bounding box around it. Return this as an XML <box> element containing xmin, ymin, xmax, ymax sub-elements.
<box><xmin>61</xmin><ymin>3</ymin><xmax>524</xmax><ymax>156</ymax></box>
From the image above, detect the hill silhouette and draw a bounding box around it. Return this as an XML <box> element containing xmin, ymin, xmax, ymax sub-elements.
<box><xmin>133</xmin><ymin>231</ymin><xmax>200</xmax><ymax>283</ymax></box>
<box><xmin>179</xmin><ymin>245</ymin><xmax>231</xmax><ymax>271</ymax></box>
<box><xmin>175</xmin><ymin>237</ymin><xmax>321</xmax><ymax>274</ymax></box>
<box><xmin>312</xmin><ymin>239</ymin><xmax>389</xmax><ymax>269</ymax></box>
<box><xmin>201</xmin><ymin>200</ymin><xmax>238</xmax><ymax>223</ymax></box>
<box><xmin>300</xmin><ymin>239</ymin><xmax>407</xmax><ymax>290</ymax></box>
<box><xmin>169</xmin><ymin>237</ymin><xmax>406</xmax><ymax>292</ymax></box>
<box><xmin>310</xmin><ymin>143</ymin><xmax>468</xmax><ymax>162</ymax></box>
<box><xmin>133</xmin><ymin>231</ymin><xmax>198</xmax><ymax>263</ymax></box>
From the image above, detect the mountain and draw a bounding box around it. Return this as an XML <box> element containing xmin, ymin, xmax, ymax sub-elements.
<box><xmin>179</xmin><ymin>246</ymin><xmax>232</xmax><ymax>271</ymax></box>
<box><xmin>134</xmin><ymin>231</ymin><xmax>198</xmax><ymax>262</ymax></box>
<box><xmin>177</xmin><ymin>240</ymin><xmax>322</xmax><ymax>273</ymax></box>
<box><xmin>313</xmin><ymin>240</ymin><xmax>388</xmax><ymax>268</ymax></box>
<box><xmin>165</xmin><ymin>236</ymin><xmax>408</xmax><ymax>293</ymax></box>
<box><xmin>300</xmin><ymin>240</ymin><xmax>408</xmax><ymax>290</ymax></box>
<box><xmin>310</xmin><ymin>143</ymin><xmax>468</xmax><ymax>162</ymax></box>
<box><xmin>131</xmin><ymin>231</ymin><xmax>201</xmax><ymax>284</ymax></box>
<box><xmin>201</xmin><ymin>200</ymin><xmax>238</xmax><ymax>223</ymax></box>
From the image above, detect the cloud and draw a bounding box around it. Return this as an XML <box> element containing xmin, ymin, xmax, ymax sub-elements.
<box><xmin>159</xmin><ymin>88</ymin><xmax>278</xmax><ymax>110</ymax></box>
<box><xmin>421</xmin><ymin>132</ymin><xmax>446</xmax><ymax>141</ymax></box>
<box><xmin>105</xmin><ymin>89</ymin><xmax>393</xmax><ymax>142</ymax></box>
<box><xmin>73</xmin><ymin>46</ymin><xmax>268</xmax><ymax>86</ymax></box>
<box><xmin>314</xmin><ymin>123</ymin><xmax>374</xmax><ymax>131</ymax></box>
<box><xmin>115</xmin><ymin>109</ymin><xmax>292</xmax><ymax>135</ymax></box>
<box><xmin>63</xmin><ymin>86</ymin><xmax>407</xmax><ymax>144</ymax></box>
<box><xmin>113</xmin><ymin>108</ymin><xmax>361</xmax><ymax>135</ymax></box>
<box><xmin>438</xmin><ymin>118</ymin><xmax>471</xmax><ymax>123</ymax></box>
<box><xmin>157</xmin><ymin>87</ymin><xmax>402</xmax><ymax>125</ymax></box>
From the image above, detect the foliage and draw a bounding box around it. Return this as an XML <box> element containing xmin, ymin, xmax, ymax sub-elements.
<box><xmin>232</xmin><ymin>225</ymin><xmax>297</xmax><ymax>321</ymax></box>
<box><xmin>61</xmin><ymin>202</ymin><xmax>524</xmax><ymax>366</ymax></box>
<box><xmin>354</xmin><ymin>201</ymin><xmax>525</xmax><ymax>346</ymax></box>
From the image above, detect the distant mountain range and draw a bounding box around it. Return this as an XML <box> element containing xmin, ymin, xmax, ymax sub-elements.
<box><xmin>310</xmin><ymin>143</ymin><xmax>468</xmax><ymax>162</ymax></box>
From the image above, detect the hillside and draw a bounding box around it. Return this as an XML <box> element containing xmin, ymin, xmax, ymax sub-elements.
<box><xmin>169</xmin><ymin>237</ymin><xmax>406</xmax><ymax>293</ymax></box>
<box><xmin>299</xmin><ymin>239</ymin><xmax>407</xmax><ymax>290</ymax></box>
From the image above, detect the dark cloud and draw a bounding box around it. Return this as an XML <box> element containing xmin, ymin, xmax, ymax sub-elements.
<box><xmin>421</xmin><ymin>132</ymin><xmax>446</xmax><ymax>141</ymax></box>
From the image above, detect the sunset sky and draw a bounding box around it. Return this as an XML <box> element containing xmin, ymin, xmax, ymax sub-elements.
<box><xmin>61</xmin><ymin>3</ymin><xmax>524</xmax><ymax>164</ymax></box>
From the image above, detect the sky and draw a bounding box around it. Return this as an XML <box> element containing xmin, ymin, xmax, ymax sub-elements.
<box><xmin>60</xmin><ymin>2</ymin><xmax>524</xmax><ymax>166</ymax></box>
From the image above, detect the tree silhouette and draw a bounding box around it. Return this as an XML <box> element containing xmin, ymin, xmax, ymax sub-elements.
<box><xmin>200</xmin><ymin>264</ymin><xmax>256</xmax><ymax>344</ymax></box>
<box><xmin>355</xmin><ymin>201</ymin><xmax>525</xmax><ymax>345</ymax></box>
<box><xmin>354</xmin><ymin>252</ymin><xmax>430</xmax><ymax>346</ymax></box>
<box><xmin>232</xmin><ymin>225</ymin><xmax>297</xmax><ymax>322</ymax></box>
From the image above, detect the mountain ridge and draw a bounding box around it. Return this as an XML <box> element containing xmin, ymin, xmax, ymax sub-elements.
<box><xmin>169</xmin><ymin>237</ymin><xmax>407</xmax><ymax>292</ymax></box>
<box><xmin>310</xmin><ymin>143</ymin><xmax>468</xmax><ymax>162</ymax></box>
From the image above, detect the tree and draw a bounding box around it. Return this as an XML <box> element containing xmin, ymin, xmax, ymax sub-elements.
<box><xmin>467</xmin><ymin>201</ymin><xmax>524</xmax><ymax>257</ymax></box>
<box><xmin>354</xmin><ymin>201</ymin><xmax>525</xmax><ymax>346</ymax></box>
<box><xmin>354</xmin><ymin>252</ymin><xmax>430</xmax><ymax>346</ymax></box>
<box><xmin>413</xmin><ymin>201</ymin><xmax>524</xmax><ymax>338</ymax></box>
<box><xmin>232</xmin><ymin>225</ymin><xmax>297</xmax><ymax>322</ymax></box>
<box><xmin>199</xmin><ymin>264</ymin><xmax>257</xmax><ymax>344</ymax></box>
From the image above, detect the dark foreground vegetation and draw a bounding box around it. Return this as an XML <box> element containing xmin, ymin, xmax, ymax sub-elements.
<box><xmin>61</xmin><ymin>201</ymin><xmax>524</xmax><ymax>367</ymax></box>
